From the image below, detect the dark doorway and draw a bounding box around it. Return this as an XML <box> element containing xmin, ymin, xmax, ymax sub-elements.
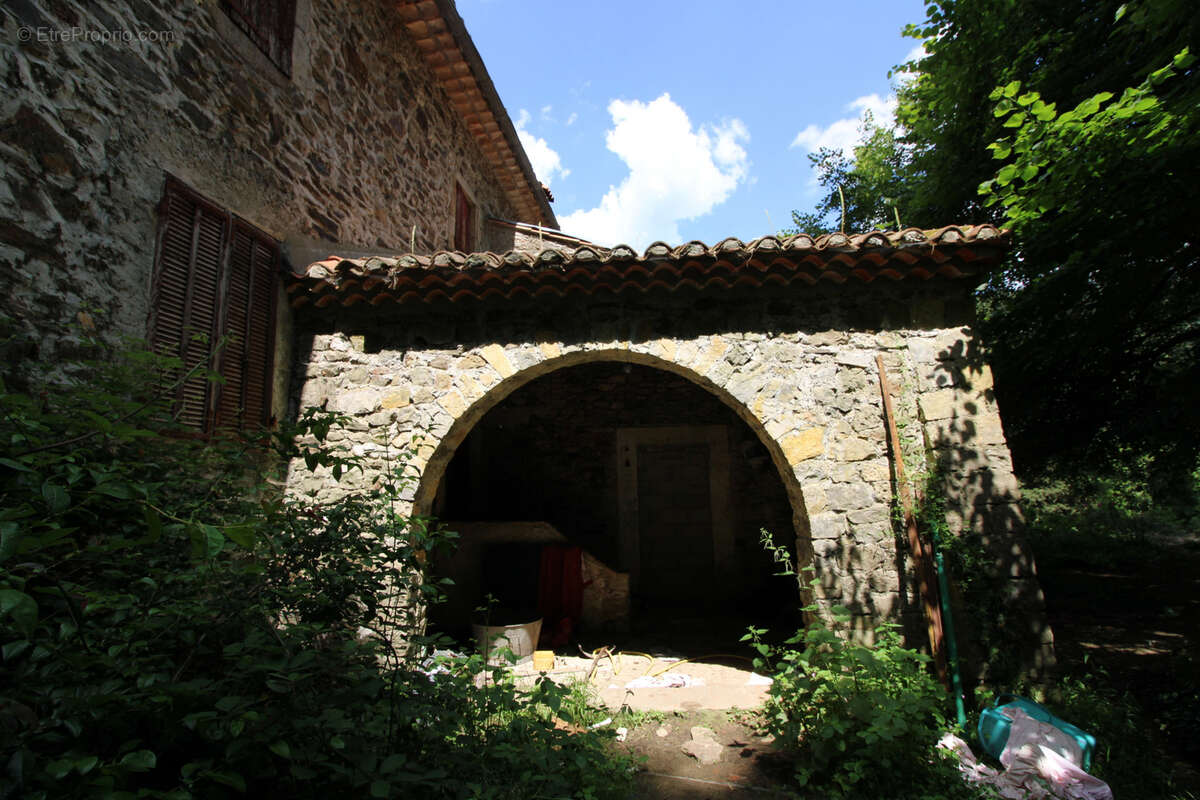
<box><xmin>637</xmin><ymin>442</ymin><xmax>715</xmax><ymax>609</ymax></box>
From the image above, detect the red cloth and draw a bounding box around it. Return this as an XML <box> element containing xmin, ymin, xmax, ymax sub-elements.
<box><xmin>537</xmin><ymin>545</ymin><xmax>583</xmax><ymax>648</ymax></box>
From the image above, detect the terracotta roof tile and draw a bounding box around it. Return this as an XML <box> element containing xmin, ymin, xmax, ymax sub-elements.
<box><xmin>398</xmin><ymin>0</ymin><xmax>555</xmax><ymax>228</ymax></box>
<box><xmin>287</xmin><ymin>226</ymin><xmax>1010</xmax><ymax>309</ymax></box>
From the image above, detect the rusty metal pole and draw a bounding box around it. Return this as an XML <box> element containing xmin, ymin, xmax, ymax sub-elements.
<box><xmin>875</xmin><ymin>355</ymin><xmax>948</xmax><ymax>686</ymax></box>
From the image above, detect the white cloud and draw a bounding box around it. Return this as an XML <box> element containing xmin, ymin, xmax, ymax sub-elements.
<box><xmin>566</xmin><ymin>112</ymin><xmax>578</xmax><ymax>126</ymax></box>
<box><xmin>789</xmin><ymin>93</ymin><xmax>897</xmax><ymax>157</ymax></box>
<box><xmin>515</xmin><ymin>108</ymin><xmax>569</xmax><ymax>187</ymax></box>
<box><xmin>904</xmin><ymin>43</ymin><xmax>928</xmax><ymax>64</ymax></box>
<box><xmin>560</xmin><ymin>93</ymin><xmax>749</xmax><ymax>249</ymax></box>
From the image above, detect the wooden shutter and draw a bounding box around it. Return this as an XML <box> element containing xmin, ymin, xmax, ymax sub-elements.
<box><xmin>214</xmin><ymin>221</ymin><xmax>277</xmax><ymax>431</ymax></box>
<box><xmin>454</xmin><ymin>183</ymin><xmax>474</xmax><ymax>252</ymax></box>
<box><xmin>150</xmin><ymin>181</ymin><xmax>228</xmax><ymax>431</ymax></box>
<box><xmin>150</xmin><ymin>178</ymin><xmax>279</xmax><ymax>433</ymax></box>
<box><xmin>222</xmin><ymin>0</ymin><xmax>297</xmax><ymax>75</ymax></box>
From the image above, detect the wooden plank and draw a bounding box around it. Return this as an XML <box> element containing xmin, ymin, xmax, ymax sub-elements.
<box><xmin>876</xmin><ymin>355</ymin><xmax>948</xmax><ymax>685</ymax></box>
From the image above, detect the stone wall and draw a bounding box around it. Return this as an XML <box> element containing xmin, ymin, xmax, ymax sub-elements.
<box><xmin>287</xmin><ymin>278</ymin><xmax>1053</xmax><ymax>666</ymax></box>
<box><xmin>483</xmin><ymin>219</ymin><xmax>591</xmax><ymax>255</ymax></box>
<box><xmin>0</xmin><ymin>0</ymin><xmax>517</xmax><ymax>375</ymax></box>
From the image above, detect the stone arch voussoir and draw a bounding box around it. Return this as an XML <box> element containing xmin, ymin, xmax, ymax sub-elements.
<box><xmin>298</xmin><ymin>330</ymin><xmax>909</xmax><ymax>634</ymax></box>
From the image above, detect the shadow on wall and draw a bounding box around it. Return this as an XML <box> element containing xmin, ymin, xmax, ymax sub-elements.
<box><xmin>920</xmin><ymin>335</ymin><xmax>1056</xmax><ymax>684</ymax></box>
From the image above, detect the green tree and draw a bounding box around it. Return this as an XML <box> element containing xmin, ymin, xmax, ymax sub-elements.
<box><xmin>793</xmin><ymin>0</ymin><xmax>1200</xmax><ymax>496</ymax></box>
<box><xmin>789</xmin><ymin>114</ymin><xmax>910</xmax><ymax>234</ymax></box>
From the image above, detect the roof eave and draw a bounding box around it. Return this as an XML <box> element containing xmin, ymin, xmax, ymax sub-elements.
<box><xmin>401</xmin><ymin>0</ymin><xmax>558</xmax><ymax>229</ymax></box>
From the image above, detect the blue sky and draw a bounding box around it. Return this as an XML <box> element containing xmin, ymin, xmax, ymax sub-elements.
<box><xmin>457</xmin><ymin>0</ymin><xmax>928</xmax><ymax>249</ymax></box>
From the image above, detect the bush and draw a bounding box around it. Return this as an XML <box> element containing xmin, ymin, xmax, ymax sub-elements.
<box><xmin>0</xmin><ymin>329</ymin><xmax>634</xmax><ymax>799</ymax></box>
<box><xmin>1022</xmin><ymin>445</ymin><xmax>1199</xmax><ymax>571</ymax></box>
<box><xmin>1051</xmin><ymin>672</ymin><xmax>1195</xmax><ymax>800</ymax></box>
<box><xmin>747</xmin><ymin>615</ymin><xmax>981</xmax><ymax>799</ymax></box>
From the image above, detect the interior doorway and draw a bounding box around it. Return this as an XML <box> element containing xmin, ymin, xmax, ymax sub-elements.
<box><xmin>637</xmin><ymin>441</ymin><xmax>713</xmax><ymax>607</ymax></box>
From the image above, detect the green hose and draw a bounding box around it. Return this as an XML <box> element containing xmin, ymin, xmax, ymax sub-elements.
<box><xmin>931</xmin><ymin>532</ymin><xmax>967</xmax><ymax>730</ymax></box>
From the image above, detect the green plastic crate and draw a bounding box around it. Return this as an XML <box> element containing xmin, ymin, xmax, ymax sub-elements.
<box><xmin>978</xmin><ymin>693</ymin><xmax>1096</xmax><ymax>772</ymax></box>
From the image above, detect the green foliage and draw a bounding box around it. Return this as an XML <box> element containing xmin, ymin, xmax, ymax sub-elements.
<box><xmin>0</xmin><ymin>329</ymin><xmax>634</xmax><ymax>799</ymax></box>
<box><xmin>790</xmin><ymin>0</ymin><xmax>1200</xmax><ymax>498</ymax></box>
<box><xmin>1052</xmin><ymin>671</ymin><xmax>1195</xmax><ymax>800</ymax></box>
<box><xmin>788</xmin><ymin>115</ymin><xmax>911</xmax><ymax>235</ymax></box>
<box><xmin>975</xmin><ymin>33</ymin><xmax>1200</xmax><ymax>481</ymax></box>
<box><xmin>746</xmin><ymin>609</ymin><xmax>979</xmax><ymax>799</ymax></box>
<box><xmin>1022</xmin><ymin>448</ymin><xmax>1198</xmax><ymax>573</ymax></box>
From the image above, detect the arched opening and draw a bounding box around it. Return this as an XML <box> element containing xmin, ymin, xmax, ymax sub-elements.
<box><xmin>421</xmin><ymin>354</ymin><xmax>808</xmax><ymax>651</ymax></box>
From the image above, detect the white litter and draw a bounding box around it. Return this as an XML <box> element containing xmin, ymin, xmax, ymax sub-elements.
<box><xmin>615</xmin><ymin>727</ymin><xmax>628</xmax><ymax>742</ymax></box>
<box><xmin>938</xmin><ymin>709</ymin><xmax>1112</xmax><ymax>800</ymax></box>
<box><xmin>746</xmin><ymin>672</ymin><xmax>773</xmax><ymax>686</ymax></box>
<box><xmin>590</xmin><ymin>717</ymin><xmax>613</xmax><ymax>729</ymax></box>
<box><xmin>624</xmin><ymin>673</ymin><xmax>703</xmax><ymax>689</ymax></box>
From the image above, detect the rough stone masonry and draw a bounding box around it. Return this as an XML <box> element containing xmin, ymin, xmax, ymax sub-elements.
<box><xmin>286</xmin><ymin>273</ymin><xmax>1056</xmax><ymax>674</ymax></box>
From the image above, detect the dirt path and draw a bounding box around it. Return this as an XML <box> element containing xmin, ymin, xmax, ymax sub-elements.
<box><xmin>546</xmin><ymin>651</ymin><xmax>772</xmax><ymax>712</ymax></box>
<box><xmin>618</xmin><ymin>709</ymin><xmax>791</xmax><ymax>799</ymax></box>
<box><xmin>511</xmin><ymin>643</ymin><xmax>792</xmax><ymax>797</ymax></box>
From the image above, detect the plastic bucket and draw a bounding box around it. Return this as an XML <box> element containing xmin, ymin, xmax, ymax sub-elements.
<box><xmin>978</xmin><ymin>694</ymin><xmax>1096</xmax><ymax>771</ymax></box>
<box><xmin>472</xmin><ymin>618</ymin><xmax>542</xmax><ymax>665</ymax></box>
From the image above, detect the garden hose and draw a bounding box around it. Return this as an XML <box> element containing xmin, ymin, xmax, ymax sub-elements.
<box><xmin>931</xmin><ymin>533</ymin><xmax>968</xmax><ymax>730</ymax></box>
<box><xmin>612</xmin><ymin>650</ymin><xmax>655</xmax><ymax>676</ymax></box>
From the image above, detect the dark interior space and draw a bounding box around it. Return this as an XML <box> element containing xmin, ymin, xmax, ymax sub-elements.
<box><xmin>429</xmin><ymin>362</ymin><xmax>803</xmax><ymax>650</ymax></box>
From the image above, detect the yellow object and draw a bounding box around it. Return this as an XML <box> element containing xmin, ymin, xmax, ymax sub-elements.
<box><xmin>532</xmin><ymin>650</ymin><xmax>555</xmax><ymax>671</ymax></box>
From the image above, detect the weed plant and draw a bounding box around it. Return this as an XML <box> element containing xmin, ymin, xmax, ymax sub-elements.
<box><xmin>0</xmin><ymin>325</ymin><xmax>634</xmax><ymax>799</ymax></box>
<box><xmin>745</xmin><ymin>613</ymin><xmax>982</xmax><ymax>800</ymax></box>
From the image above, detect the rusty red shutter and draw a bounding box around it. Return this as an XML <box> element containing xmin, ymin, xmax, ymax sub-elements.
<box><xmin>149</xmin><ymin>181</ymin><xmax>228</xmax><ymax>431</ymax></box>
<box><xmin>455</xmin><ymin>183</ymin><xmax>474</xmax><ymax>252</ymax></box>
<box><xmin>152</xmin><ymin>179</ymin><xmax>278</xmax><ymax>433</ymax></box>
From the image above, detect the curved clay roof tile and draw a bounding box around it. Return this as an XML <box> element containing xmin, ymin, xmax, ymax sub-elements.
<box><xmin>747</xmin><ymin>235</ymin><xmax>782</xmax><ymax>252</ymax></box>
<box><xmin>397</xmin><ymin>254</ymin><xmax>429</xmax><ymax>269</ymax></box>
<box><xmin>784</xmin><ymin>234</ymin><xmax>815</xmax><ymax>250</ymax></box>
<box><xmin>674</xmin><ymin>241</ymin><xmax>709</xmax><ymax>258</ymax></box>
<box><xmin>464</xmin><ymin>252</ymin><xmax>499</xmax><ymax>269</ymax></box>
<box><xmin>535</xmin><ymin>248</ymin><xmax>566</xmax><ymax>267</ymax></box>
<box><xmin>362</xmin><ymin>256</ymin><xmax>393</xmax><ymax>272</ymax></box>
<box><xmin>571</xmin><ymin>245</ymin><xmax>605</xmax><ymax>262</ymax></box>
<box><xmin>644</xmin><ymin>241</ymin><xmax>674</xmax><ymax>259</ymax></box>
<box><xmin>430</xmin><ymin>251</ymin><xmax>468</xmax><ymax>268</ymax></box>
<box><xmin>501</xmin><ymin>250</ymin><xmax>534</xmax><ymax>266</ymax></box>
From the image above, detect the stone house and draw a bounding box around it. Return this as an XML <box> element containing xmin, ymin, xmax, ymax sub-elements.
<box><xmin>2</xmin><ymin>0</ymin><xmax>555</xmax><ymax>420</ymax></box>
<box><xmin>1</xmin><ymin>1</ymin><xmax>1053</xmax><ymax>670</ymax></box>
